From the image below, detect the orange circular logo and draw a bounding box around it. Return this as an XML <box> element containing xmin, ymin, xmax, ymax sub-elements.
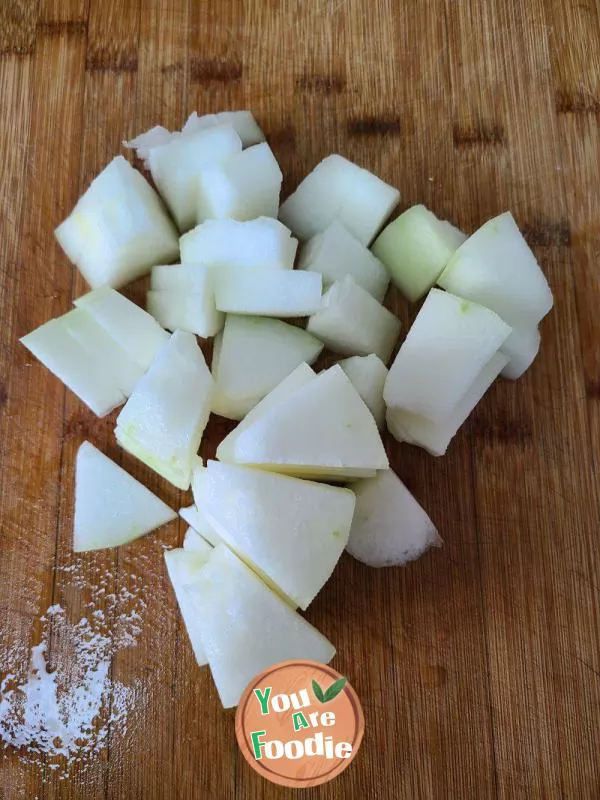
<box><xmin>235</xmin><ymin>660</ymin><xmax>364</xmax><ymax>788</ymax></box>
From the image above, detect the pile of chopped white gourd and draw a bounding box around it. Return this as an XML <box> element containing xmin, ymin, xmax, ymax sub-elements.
<box><xmin>21</xmin><ymin>109</ymin><xmax>553</xmax><ymax>708</ymax></box>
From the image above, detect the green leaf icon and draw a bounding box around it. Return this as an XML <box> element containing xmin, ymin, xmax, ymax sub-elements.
<box><xmin>312</xmin><ymin>679</ymin><xmax>325</xmax><ymax>703</ymax></box>
<box><xmin>323</xmin><ymin>677</ymin><xmax>347</xmax><ymax>702</ymax></box>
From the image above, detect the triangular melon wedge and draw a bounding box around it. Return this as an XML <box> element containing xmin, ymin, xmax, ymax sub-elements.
<box><xmin>179</xmin><ymin>504</ymin><xmax>223</xmax><ymax>547</ymax></box>
<box><xmin>216</xmin><ymin>362</ymin><xmax>316</xmax><ymax>463</ymax></box>
<box><xmin>182</xmin><ymin>526</ymin><xmax>214</xmax><ymax>554</ymax></box>
<box><xmin>164</xmin><ymin>547</ymin><xmax>212</xmax><ymax>666</ymax></box>
<box><xmin>346</xmin><ymin>470</ymin><xmax>441</xmax><ymax>567</ymax></box>
<box><xmin>186</xmin><ymin>544</ymin><xmax>336</xmax><ymax>708</ymax></box>
<box><xmin>196</xmin><ymin>461</ymin><xmax>355</xmax><ymax>609</ymax></box>
<box><xmin>211</xmin><ymin>315</ymin><xmax>323</xmax><ymax>420</ymax></box>
<box><xmin>73</xmin><ymin>442</ymin><xmax>176</xmax><ymax>552</ymax></box>
<box><xmin>221</xmin><ymin>364</ymin><xmax>388</xmax><ymax>480</ymax></box>
<box><xmin>115</xmin><ymin>331</ymin><xmax>213</xmax><ymax>490</ymax></box>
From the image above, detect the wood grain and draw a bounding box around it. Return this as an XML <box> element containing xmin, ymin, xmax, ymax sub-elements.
<box><xmin>1</xmin><ymin>1</ymin><xmax>599</xmax><ymax>798</ymax></box>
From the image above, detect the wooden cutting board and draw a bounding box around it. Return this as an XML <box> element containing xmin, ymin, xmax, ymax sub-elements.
<box><xmin>1</xmin><ymin>1</ymin><xmax>599</xmax><ymax>797</ymax></box>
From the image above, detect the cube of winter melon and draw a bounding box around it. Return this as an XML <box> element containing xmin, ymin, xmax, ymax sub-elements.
<box><xmin>298</xmin><ymin>220</ymin><xmax>390</xmax><ymax>302</ymax></box>
<box><xmin>372</xmin><ymin>205</ymin><xmax>466</xmax><ymax>302</ymax></box>
<box><xmin>307</xmin><ymin>276</ymin><xmax>401</xmax><ymax>364</ymax></box>
<box><xmin>279</xmin><ymin>154</ymin><xmax>400</xmax><ymax>245</ymax></box>
<box><xmin>438</xmin><ymin>211</ymin><xmax>553</xmax><ymax>327</ymax></box>
<box><xmin>197</xmin><ymin>142</ymin><xmax>282</xmax><ymax>223</ymax></box>
<box><xmin>384</xmin><ymin>288</ymin><xmax>511</xmax><ymax>423</ymax></box>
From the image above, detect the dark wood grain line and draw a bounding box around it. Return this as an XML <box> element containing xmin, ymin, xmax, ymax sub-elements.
<box><xmin>471</xmin><ymin>414</ymin><xmax>534</xmax><ymax>445</ymax></box>
<box><xmin>585</xmin><ymin>378</ymin><xmax>600</xmax><ymax>400</ymax></box>
<box><xmin>453</xmin><ymin>121</ymin><xmax>506</xmax><ymax>147</ymax></box>
<box><xmin>86</xmin><ymin>51</ymin><xmax>138</xmax><ymax>72</ymax></box>
<box><xmin>267</xmin><ymin>125</ymin><xmax>296</xmax><ymax>148</ymax></box>
<box><xmin>189</xmin><ymin>57</ymin><xmax>242</xmax><ymax>83</ymax></box>
<box><xmin>347</xmin><ymin>116</ymin><xmax>401</xmax><ymax>136</ymax></box>
<box><xmin>555</xmin><ymin>89</ymin><xmax>600</xmax><ymax>114</ymax></box>
<box><xmin>37</xmin><ymin>19</ymin><xmax>87</xmax><ymax>36</ymax></box>
<box><xmin>522</xmin><ymin>219</ymin><xmax>572</xmax><ymax>247</ymax></box>
<box><xmin>296</xmin><ymin>72</ymin><xmax>346</xmax><ymax>93</ymax></box>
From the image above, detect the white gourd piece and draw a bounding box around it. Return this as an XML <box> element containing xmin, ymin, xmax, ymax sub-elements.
<box><xmin>55</xmin><ymin>156</ymin><xmax>179</xmax><ymax>289</ymax></box>
<box><xmin>186</xmin><ymin>544</ymin><xmax>336</xmax><ymax>708</ymax></box>
<box><xmin>339</xmin><ymin>354</ymin><xmax>388</xmax><ymax>429</ymax></box>
<box><xmin>179</xmin><ymin>504</ymin><xmax>224</xmax><ymax>547</ymax></box>
<box><xmin>437</xmin><ymin>211</ymin><xmax>554</xmax><ymax>327</ymax></box>
<box><xmin>279</xmin><ymin>154</ymin><xmax>400</xmax><ymax>245</ymax></box>
<box><xmin>371</xmin><ymin>205</ymin><xmax>467</xmax><ymax>302</ymax></box>
<box><xmin>182</xmin><ymin>527</ymin><xmax>214</xmax><ymax>555</ymax></box>
<box><xmin>500</xmin><ymin>326</ymin><xmax>541</xmax><ymax>380</ymax></box>
<box><xmin>384</xmin><ymin>288</ymin><xmax>511</xmax><ymax>423</ymax></box>
<box><xmin>180</xmin><ymin>217</ymin><xmax>296</xmax><ymax>270</ymax></box>
<box><xmin>306</xmin><ymin>276</ymin><xmax>401</xmax><ymax>363</ymax></box>
<box><xmin>386</xmin><ymin>351</ymin><xmax>509</xmax><ymax>456</ymax></box>
<box><xmin>74</xmin><ymin>285</ymin><xmax>169</xmax><ymax>372</ymax></box>
<box><xmin>148</xmin><ymin>124</ymin><xmax>242</xmax><ymax>232</ymax></box>
<box><xmin>61</xmin><ymin>308</ymin><xmax>144</xmax><ymax>397</ymax></box>
<box><xmin>196</xmin><ymin>143</ymin><xmax>282</xmax><ymax>223</ymax></box>
<box><xmin>115</xmin><ymin>331</ymin><xmax>213</xmax><ymax>490</ymax></box>
<box><xmin>74</xmin><ymin>441</ymin><xmax>176</xmax><ymax>552</ymax></box>
<box><xmin>146</xmin><ymin>263</ymin><xmax>224</xmax><ymax>339</ymax></box>
<box><xmin>222</xmin><ymin>364</ymin><xmax>388</xmax><ymax>480</ymax></box>
<box><xmin>164</xmin><ymin>548</ymin><xmax>211</xmax><ymax>666</ymax></box>
<box><xmin>298</xmin><ymin>220</ymin><xmax>390</xmax><ymax>302</ymax></box>
<box><xmin>183</xmin><ymin>110</ymin><xmax>265</xmax><ymax>147</ymax></box>
<box><xmin>211</xmin><ymin>315</ymin><xmax>323</xmax><ymax>420</ymax></box>
<box><xmin>123</xmin><ymin>125</ymin><xmax>177</xmax><ymax>167</ymax></box>
<box><xmin>346</xmin><ymin>469</ymin><xmax>441</xmax><ymax>567</ymax></box>
<box><xmin>196</xmin><ymin>460</ymin><xmax>355</xmax><ymax>609</ymax></box>
<box><xmin>20</xmin><ymin>318</ymin><xmax>125</xmax><ymax>417</ymax></box>
<box><xmin>216</xmin><ymin>363</ymin><xmax>317</xmax><ymax>463</ymax></box>
<box><xmin>214</xmin><ymin>267</ymin><xmax>322</xmax><ymax>317</ymax></box>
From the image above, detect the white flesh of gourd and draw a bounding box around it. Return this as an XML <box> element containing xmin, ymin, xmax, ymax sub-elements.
<box><xmin>384</xmin><ymin>288</ymin><xmax>511</xmax><ymax>423</ymax></box>
<box><xmin>346</xmin><ymin>469</ymin><xmax>441</xmax><ymax>567</ymax></box>
<box><xmin>164</xmin><ymin>548</ymin><xmax>211</xmax><ymax>665</ymax></box>
<box><xmin>339</xmin><ymin>354</ymin><xmax>388</xmax><ymax>429</ymax></box>
<box><xmin>500</xmin><ymin>326</ymin><xmax>541</xmax><ymax>380</ymax></box>
<box><xmin>61</xmin><ymin>308</ymin><xmax>145</xmax><ymax>397</ymax></box>
<box><xmin>279</xmin><ymin>154</ymin><xmax>400</xmax><ymax>245</ymax></box>
<box><xmin>20</xmin><ymin>318</ymin><xmax>125</xmax><ymax>417</ymax></box>
<box><xmin>196</xmin><ymin>460</ymin><xmax>355</xmax><ymax>609</ymax></box>
<box><xmin>74</xmin><ymin>441</ymin><xmax>176</xmax><ymax>552</ymax></box>
<box><xmin>179</xmin><ymin>505</ymin><xmax>224</xmax><ymax>547</ymax></box>
<box><xmin>147</xmin><ymin>266</ymin><xmax>224</xmax><ymax>340</ymax></box>
<box><xmin>55</xmin><ymin>156</ymin><xmax>179</xmax><ymax>289</ymax></box>
<box><xmin>214</xmin><ymin>267</ymin><xmax>322</xmax><ymax>317</ymax></box>
<box><xmin>437</xmin><ymin>211</ymin><xmax>554</xmax><ymax>327</ymax></box>
<box><xmin>74</xmin><ymin>285</ymin><xmax>169</xmax><ymax>372</ymax></box>
<box><xmin>222</xmin><ymin>364</ymin><xmax>388</xmax><ymax>480</ymax></box>
<box><xmin>216</xmin><ymin>363</ymin><xmax>317</xmax><ymax>463</ymax></box>
<box><xmin>306</xmin><ymin>276</ymin><xmax>401</xmax><ymax>363</ymax></box>
<box><xmin>186</xmin><ymin>544</ymin><xmax>336</xmax><ymax>708</ymax></box>
<box><xmin>115</xmin><ymin>331</ymin><xmax>213</xmax><ymax>490</ymax></box>
<box><xmin>371</xmin><ymin>204</ymin><xmax>467</xmax><ymax>301</ymax></box>
<box><xmin>298</xmin><ymin>220</ymin><xmax>390</xmax><ymax>302</ymax></box>
<box><xmin>180</xmin><ymin>217</ymin><xmax>297</xmax><ymax>270</ymax></box>
<box><xmin>386</xmin><ymin>351</ymin><xmax>509</xmax><ymax>456</ymax></box>
<box><xmin>196</xmin><ymin>142</ymin><xmax>282</xmax><ymax>223</ymax></box>
<box><xmin>211</xmin><ymin>315</ymin><xmax>323</xmax><ymax>420</ymax></box>
<box><xmin>148</xmin><ymin>125</ymin><xmax>242</xmax><ymax>231</ymax></box>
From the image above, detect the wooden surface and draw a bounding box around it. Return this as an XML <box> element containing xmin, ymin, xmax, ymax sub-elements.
<box><xmin>1</xmin><ymin>1</ymin><xmax>599</xmax><ymax>798</ymax></box>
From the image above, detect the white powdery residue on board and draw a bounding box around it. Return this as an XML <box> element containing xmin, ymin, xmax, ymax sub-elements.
<box><xmin>0</xmin><ymin>603</ymin><xmax>143</xmax><ymax>775</ymax></box>
<box><xmin>0</xmin><ymin>555</ymin><xmax>150</xmax><ymax>778</ymax></box>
